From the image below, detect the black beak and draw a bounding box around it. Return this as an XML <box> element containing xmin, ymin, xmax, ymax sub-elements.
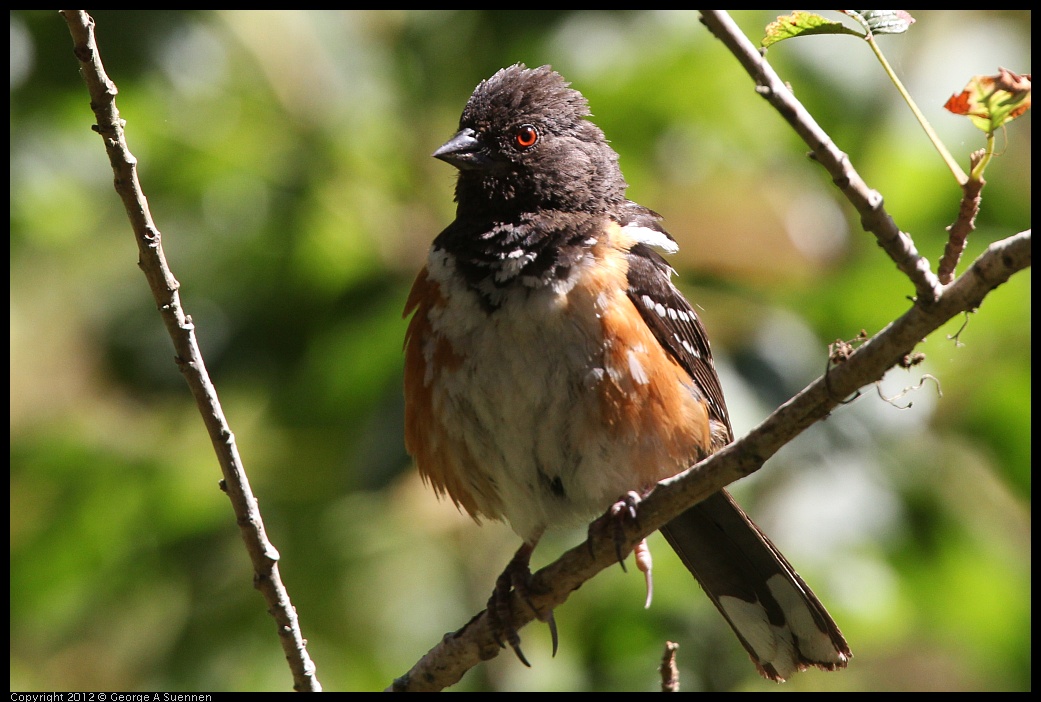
<box><xmin>433</xmin><ymin>128</ymin><xmax>489</xmax><ymax>171</ymax></box>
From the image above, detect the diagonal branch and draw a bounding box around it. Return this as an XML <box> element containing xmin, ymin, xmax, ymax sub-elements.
<box><xmin>939</xmin><ymin>151</ymin><xmax>987</xmax><ymax>284</ymax></box>
<box><xmin>59</xmin><ymin>9</ymin><xmax>321</xmax><ymax>692</ymax></box>
<box><xmin>391</xmin><ymin>228</ymin><xmax>1029</xmax><ymax>691</ymax></box>
<box><xmin>388</xmin><ymin>11</ymin><xmax>1031</xmax><ymax>692</ymax></box>
<box><xmin>699</xmin><ymin>10</ymin><xmax>945</xmax><ymax>304</ymax></box>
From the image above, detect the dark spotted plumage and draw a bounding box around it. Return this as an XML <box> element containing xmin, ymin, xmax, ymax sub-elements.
<box><xmin>405</xmin><ymin>63</ymin><xmax>850</xmax><ymax>681</ymax></box>
<box><xmin>625</xmin><ymin>243</ymin><xmax>731</xmax><ymax>442</ymax></box>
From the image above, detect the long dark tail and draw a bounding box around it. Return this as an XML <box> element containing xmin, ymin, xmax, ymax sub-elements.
<box><xmin>660</xmin><ymin>490</ymin><xmax>851</xmax><ymax>682</ymax></box>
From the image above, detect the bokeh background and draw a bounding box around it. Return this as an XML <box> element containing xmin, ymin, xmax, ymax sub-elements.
<box><xmin>10</xmin><ymin>10</ymin><xmax>1030</xmax><ymax>692</ymax></box>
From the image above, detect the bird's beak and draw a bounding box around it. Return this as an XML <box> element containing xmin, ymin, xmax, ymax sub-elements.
<box><xmin>433</xmin><ymin>128</ymin><xmax>489</xmax><ymax>171</ymax></box>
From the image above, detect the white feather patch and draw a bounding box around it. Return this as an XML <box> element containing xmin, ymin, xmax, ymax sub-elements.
<box><xmin>622</xmin><ymin>223</ymin><xmax>679</xmax><ymax>254</ymax></box>
<box><xmin>766</xmin><ymin>574</ymin><xmax>848</xmax><ymax>665</ymax></box>
<box><xmin>718</xmin><ymin>573</ymin><xmax>846</xmax><ymax>680</ymax></box>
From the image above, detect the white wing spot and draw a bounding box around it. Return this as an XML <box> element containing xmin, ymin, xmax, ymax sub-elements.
<box><xmin>622</xmin><ymin>223</ymin><xmax>679</xmax><ymax>253</ymax></box>
<box><xmin>676</xmin><ymin>335</ymin><xmax>699</xmax><ymax>358</ymax></box>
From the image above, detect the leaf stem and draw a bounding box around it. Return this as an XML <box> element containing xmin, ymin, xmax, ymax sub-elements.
<box><xmin>970</xmin><ymin>132</ymin><xmax>996</xmax><ymax>182</ymax></box>
<box><xmin>865</xmin><ymin>34</ymin><xmax>969</xmax><ymax>186</ymax></box>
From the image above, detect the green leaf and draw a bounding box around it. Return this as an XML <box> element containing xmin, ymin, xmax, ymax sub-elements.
<box><xmin>944</xmin><ymin>68</ymin><xmax>1032</xmax><ymax>133</ymax></box>
<box><xmin>841</xmin><ymin>10</ymin><xmax>916</xmax><ymax>36</ymax></box>
<box><xmin>762</xmin><ymin>11</ymin><xmax>862</xmax><ymax>48</ymax></box>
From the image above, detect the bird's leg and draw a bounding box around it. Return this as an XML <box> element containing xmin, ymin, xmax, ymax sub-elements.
<box><xmin>633</xmin><ymin>536</ymin><xmax>654</xmax><ymax>609</ymax></box>
<box><xmin>589</xmin><ymin>490</ymin><xmax>654</xmax><ymax>607</ymax></box>
<box><xmin>488</xmin><ymin>538</ymin><xmax>559</xmax><ymax>666</ymax></box>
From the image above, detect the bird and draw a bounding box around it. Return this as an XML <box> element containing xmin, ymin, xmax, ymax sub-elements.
<box><xmin>403</xmin><ymin>63</ymin><xmax>850</xmax><ymax>682</ymax></box>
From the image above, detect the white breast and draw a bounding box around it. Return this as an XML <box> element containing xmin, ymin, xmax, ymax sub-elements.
<box><xmin>422</xmin><ymin>248</ymin><xmax>649</xmax><ymax>541</ymax></box>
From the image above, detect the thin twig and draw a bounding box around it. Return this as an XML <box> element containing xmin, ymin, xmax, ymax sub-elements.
<box><xmin>389</xmin><ymin>228</ymin><xmax>1029</xmax><ymax>691</ymax></box>
<box><xmin>388</xmin><ymin>10</ymin><xmax>1031</xmax><ymax>689</ymax></box>
<box><xmin>660</xmin><ymin>641</ymin><xmax>681</xmax><ymax>692</ymax></box>
<box><xmin>699</xmin><ymin>10</ymin><xmax>945</xmax><ymax>304</ymax></box>
<box><xmin>59</xmin><ymin>9</ymin><xmax>321</xmax><ymax>692</ymax></box>
<box><xmin>939</xmin><ymin>150</ymin><xmax>988</xmax><ymax>284</ymax></box>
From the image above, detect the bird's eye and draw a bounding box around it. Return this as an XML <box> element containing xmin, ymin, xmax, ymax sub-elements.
<box><xmin>512</xmin><ymin>124</ymin><xmax>539</xmax><ymax>150</ymax></box>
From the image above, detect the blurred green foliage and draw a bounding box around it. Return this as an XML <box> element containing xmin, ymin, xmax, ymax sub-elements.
<box><xmin>10</xmin><ymin>10</ymin><xmax>1030</xmax><ymax>692</ymax></box>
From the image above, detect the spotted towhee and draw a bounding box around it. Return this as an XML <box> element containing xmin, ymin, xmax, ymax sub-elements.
<box><xmin>404</xmin><ymin>64</ymin><xmax>850</xmax><ymax>682</ymax></box>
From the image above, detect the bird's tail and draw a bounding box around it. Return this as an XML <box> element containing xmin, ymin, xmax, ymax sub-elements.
<box><xmin>660</xmin><ymin>490</ymin><xmax>851</xmax><ymax>682</ymax></box>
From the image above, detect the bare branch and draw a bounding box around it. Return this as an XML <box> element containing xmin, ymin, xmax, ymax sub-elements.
<box><xmin>59</xmin><ymin>9</ymin><xmax>321</xmax><ymax>692</ymax></box>
<box><xmin>387</xmin><ymin>10</ymin><xmax>1031</xmax><ymax>691</ymax></box>
<box><xmin>699</xmin><ymin>10</ymin><xmax>945</xmax><ymax>304</ymax></box>
<box><xmin>939</xmin><ymin>150</ymin><xmax>987</xmax><ymax>283</ymax></box>
<box><xmin>390</xmin><ymin>228</ymin><xmax>1029</xmax><ymax>691</ymax></box>
<box><xmin>660</xmin><ymin>641</ymin><xmax>681</xmax><ymax>693</ymax></box>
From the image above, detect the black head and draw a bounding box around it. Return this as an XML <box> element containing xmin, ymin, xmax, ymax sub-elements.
<box><xmin>435</xmin><ymin>64</ymin><xmax>628</xmax><ymax>218</ymax></box>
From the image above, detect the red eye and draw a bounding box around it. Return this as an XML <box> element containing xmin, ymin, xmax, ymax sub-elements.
<box><xmin>513</xmin><ymin>124</ymin><xmax>539</xmax><ymax>150</ymax></box>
